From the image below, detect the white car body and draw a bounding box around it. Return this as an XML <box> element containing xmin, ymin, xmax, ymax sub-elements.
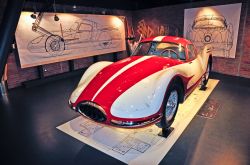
<box><xmin>69</xmin><ymin>36</ymin><xmax>212</xmax><ymax>128</ymax></box>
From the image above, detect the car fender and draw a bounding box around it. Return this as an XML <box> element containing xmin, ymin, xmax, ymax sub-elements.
<box><xmin>110</xmin><ymin>68</ymin><xmax>178</xmax><ymax>119</ymax></box>
<box><xmin>70</xmin><ymin>61</ymin><xmax>113</xmax><ymax>103</ymax></box>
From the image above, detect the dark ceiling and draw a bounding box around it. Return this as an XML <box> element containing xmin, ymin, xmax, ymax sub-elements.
<box><xmin>30</xmin><ymin>0</ymin><xmax>205</xmax><ymax>10</ymax></box>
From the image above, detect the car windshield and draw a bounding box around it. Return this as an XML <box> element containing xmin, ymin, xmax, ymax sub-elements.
<box><xmin>132</xmin><ymin>42</ymin><xmax>186</xmax><ymax>60</ymax></box>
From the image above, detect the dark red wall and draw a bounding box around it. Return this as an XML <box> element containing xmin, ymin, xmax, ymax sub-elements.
<box><xmin>132</xmin><ymin>0</ymin><xmax>250</xmax><ymax>78</ymax></box>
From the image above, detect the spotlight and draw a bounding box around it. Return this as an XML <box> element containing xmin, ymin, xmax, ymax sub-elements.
<box><xmin>101</xmin><ymin>10</ymin><xmax>106</xmax><ymax>15</ymax></box>
<box><xmin>30</xmin><ymin>12</ymin><xmax>37</xmax><ymax>19</ymax></box>
<box><xmin>53</xmin><ymin>0</ymin><xmax>59</xmax><ymax>21</ymax></box>
<box><xmin>54</xmin><ymin>14</ymin><xmax>59</xmax><ymax>21</ymax></box>
<box><xmin>73</xmin><ymin>5</ymin><xmax>76</xmax><ymax>9</ymax></box>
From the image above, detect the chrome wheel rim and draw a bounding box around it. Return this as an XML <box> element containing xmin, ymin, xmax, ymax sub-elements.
<box><xmin>165</xmin><ymin>90</ymin><xmax>178</xmax><ymax>122</ymax></box>
<box><xmin>205</xmin><ymin>64</ymin><xmax>210</xmax><ymax>80</ymax></box>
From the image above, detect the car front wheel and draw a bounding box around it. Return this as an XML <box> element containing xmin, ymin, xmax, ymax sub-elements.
<box><xmin>161</xmin><ymin>84</ymin><xmax>180</xmax><ymax>129</ymax></box>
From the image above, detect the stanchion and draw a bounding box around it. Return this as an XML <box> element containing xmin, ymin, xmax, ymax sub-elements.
<box><xmin>158</xmin><ymin>127</ymin><xmax>174</xmax><ymax>138</ymax></box>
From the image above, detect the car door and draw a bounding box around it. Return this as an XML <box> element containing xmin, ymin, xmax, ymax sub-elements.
<box><xmin>186</xmin><ymin>44</ymin><xmax>203</xmax><ymax>89</ymax></box>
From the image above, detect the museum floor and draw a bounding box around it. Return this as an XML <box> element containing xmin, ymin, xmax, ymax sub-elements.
<box><xmin>0</xmin><ymin>72</ymin><xmax>249</xmax><ymax>165</ymax></box>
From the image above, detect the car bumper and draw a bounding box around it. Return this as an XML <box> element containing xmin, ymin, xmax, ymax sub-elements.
<box><xmin>110</xmin><ymin>114</ymin><xmax>162</xmax><ymax>128</ymax></box>
<box><xmin>68</xmin><ymin>100</ymin><xmax>162</xmax><ymax>128</ymax></box>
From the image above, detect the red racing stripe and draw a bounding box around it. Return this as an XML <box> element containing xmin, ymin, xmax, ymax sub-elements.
<box><xmin>93</xmin><ymin>56</ymin><xmax>183</xmax><ymax>112</ymax></box>
<box><xmin>75</xmin><ymin>56</ymin><xmax>142</xmax><ymax>104</ymax></box>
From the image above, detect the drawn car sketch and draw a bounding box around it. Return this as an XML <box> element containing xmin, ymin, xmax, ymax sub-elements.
<box><xmin>186</xmin><ymin>14</ymin><xmax>233</xmax><ymax>57</ymax></box>
<box><xmin>27</xmin><ymin>13</ymin><xmax>122</xmax><ymax>56</ymax></box>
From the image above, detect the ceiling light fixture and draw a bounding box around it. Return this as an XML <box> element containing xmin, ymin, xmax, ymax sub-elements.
<box><xmin>53</xmin><ymin>0</ymin><xmax>59</xmax><ymax>21</ymax></box>
<box><xmin>54</xmin><ymin>14</ymin><xmax>59</xmax><ymax>21</ymax></box>
<box><xmin>73</xmin><ymin>5</ymin><xmax>76</xmax><ymax>9</ymax></box>
<box><xmin>101</xmin><ymin>10</ymin><xmax>106</xmax><ymax>15</ymax></box>
<box><xmin>31</xmin><ymin>12</ymin><xmax>37</xmax><ymax>19</ymax></box>
<box><xmin>30</xmin><ymin>0</ymin><xmax>37</xmax><ymax>19</ymax></box>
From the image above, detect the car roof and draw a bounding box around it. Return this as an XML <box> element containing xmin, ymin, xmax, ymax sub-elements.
<box><xmin>140</xmin><ymin>36</ymin><xmax>192</xmax><ymax>47</ymax></box>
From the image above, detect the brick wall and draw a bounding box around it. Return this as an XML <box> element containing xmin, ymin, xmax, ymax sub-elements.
<box><xmin>5</xmin><ymin>3</ymin><xmax>132</xmax><ymax>89</ymax></box>
<box><xmin>132</xmin><ymin>0</ymin><xmax>250</xmax><ymax>78</ymax></box>
<box><xmin>73</xmin><ymin>57</ymin><xmax>94</xmax><ymax>70</ymax></box>
<box><xmin>240</xmin><ymin>3</ymin><xmax>250</xmax><ymax>78</ymax></box>
<box><xmin>7</xmin><ymin>53</ymin><xmax>39</xmax><ymax>88</ymax></box>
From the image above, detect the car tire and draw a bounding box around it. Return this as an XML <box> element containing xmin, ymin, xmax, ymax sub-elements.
<box><xmin>200</xmin><ymin>62</ymin><xmax>211</xmax><ymax>89</ymax></box>
<box><xmin>161</xmin><ymin>83</ymin><xmax>180</xmax><ymax>129</ymax></box>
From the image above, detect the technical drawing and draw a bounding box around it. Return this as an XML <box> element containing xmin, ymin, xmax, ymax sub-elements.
<box><xmin>112</xmin><ymin>136</ymin><xmax>151</xmax><ymax>155</ymax></box>
<box><xmin>186</xmin><ymin>14</ymin><xmax>233</xmax><ymax>57</ymax></box>
<box><xmin>68</xmin><ymin>116</ymin><xmax>163</xmax><ymax>156</ymax></box>
<box><xmin>78</xmin><ymin>121</ymin><xmax>103</xmax><ymax>137</ymax></box>
<box><xmin>27</xmin><ymin>12</ymin><xmax>122</xmax><ymax>56</ymax></box>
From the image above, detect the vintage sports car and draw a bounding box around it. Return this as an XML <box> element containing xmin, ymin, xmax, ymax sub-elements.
<box><xmin>69</xmin><ymin>36</ymin><xmax>212</xmax><ymax>129</ymax></box>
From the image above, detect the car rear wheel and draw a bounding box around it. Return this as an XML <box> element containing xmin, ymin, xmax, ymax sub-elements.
<box><xmin>161</xmin><ymin>84</ymin><xmax>180</xmax><ymax>129</ymax></box>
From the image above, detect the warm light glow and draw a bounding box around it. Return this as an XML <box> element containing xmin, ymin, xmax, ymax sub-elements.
<box><xmin>196</xmin><ymin>7</ymin><xmax>221</xmax><ymax>18</ymax></box>
<box><xmin>178</xmin><ymin>43</ymin><xmax>182</xmax><ymax>52</ymax></box>
<box><xmin>157</xmin><ymin>43</ymin><xmax>171</xmax><ymax>49</ymax></box>
<box><xmin>22</xmin><ymin>12</ymin><xmax>36</xmax><ymax>25</ymax></box>
<box><xmin>111</xmin><ymin>17</ymin><xmax>123</xmax><ymax>28</ymax></box>
<box><xmin>194</xmin><ymin>7</ymin><xmax>226</xmax><ymax>28</ymax></box>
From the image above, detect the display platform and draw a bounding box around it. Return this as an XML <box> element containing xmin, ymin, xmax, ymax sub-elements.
<box><xmin>57</xmin><ymin>79</ymin><xmax>219</xmax><ymax>165</ymax></box>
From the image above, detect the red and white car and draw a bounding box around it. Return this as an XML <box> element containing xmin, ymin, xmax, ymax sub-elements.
<box><xmin>69</xmin><ymin>36</ymin><xmax>212</xmax><ymax>129</ymax></box>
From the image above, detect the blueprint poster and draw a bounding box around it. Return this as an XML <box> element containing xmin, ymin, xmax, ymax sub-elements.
<box><xmin>184</xmin><ymin>3</ymin><xmax>241</xmax><ymax>58</ymax></box>
<box><xmin>15</xmin><ymin>12</ymin><xmax>126</xmax><ymax>68</ymax></box>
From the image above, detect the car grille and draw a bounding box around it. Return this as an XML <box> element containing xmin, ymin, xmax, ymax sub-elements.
<box><xmin>77</xmin><ymin>101</ymin><xmax>106</xmax><ymax>122</ymax></box>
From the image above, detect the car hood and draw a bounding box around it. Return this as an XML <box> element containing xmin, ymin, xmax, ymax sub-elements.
<box><xmin>75</xmin><ymin>55</ymin><xmax>183</xmax><ymax>111</ymax></box>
